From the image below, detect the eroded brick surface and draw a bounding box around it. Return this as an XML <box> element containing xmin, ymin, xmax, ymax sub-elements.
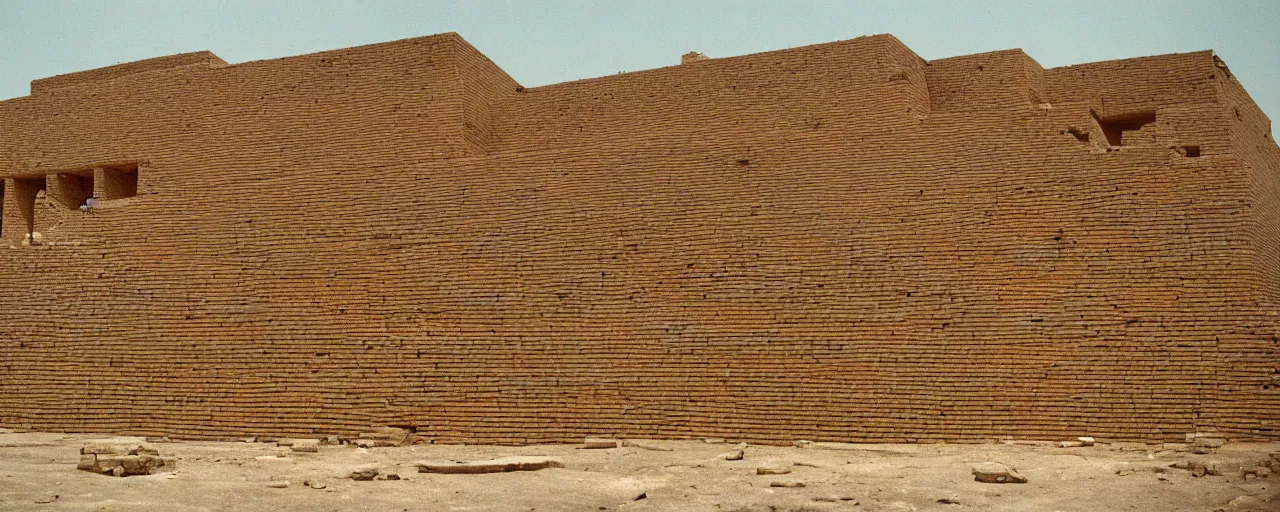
<box><xmin>0</xmin><ymin>33</ymin><xmax>1277</xmax><ymax>444</ymax></box>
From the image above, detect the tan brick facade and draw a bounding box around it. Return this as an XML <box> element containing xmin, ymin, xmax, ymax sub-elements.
<box><xmin>1</xmin><ymin>33</ymin><xmax>1277</xmax><ymax>443</ymax></box>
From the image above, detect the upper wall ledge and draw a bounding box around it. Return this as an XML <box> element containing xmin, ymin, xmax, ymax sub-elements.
<box><xmin>30</xmin><ymin>51</ymin><xmax>228</xmax><ymax>95</ymax></box>
<box><xmin>15</xmin><ymin>32</ymin><xmax>1248</xmax><ymax>120</ymax></box>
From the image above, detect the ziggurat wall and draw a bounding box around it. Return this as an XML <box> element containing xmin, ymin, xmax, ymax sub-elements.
<box><xmin>1</xmin><ymin>33</ymin><xmax>1277</xmax><ymax>444</ymax></box>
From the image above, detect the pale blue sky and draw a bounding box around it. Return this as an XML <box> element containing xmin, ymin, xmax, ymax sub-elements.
<box><xmin>1</xmin><ymin>1</ymin><xmax>1278</xmax><ymax>118</ymax></box>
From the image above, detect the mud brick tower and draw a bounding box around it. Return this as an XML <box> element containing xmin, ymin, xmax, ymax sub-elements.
<box><xmin>1</xmin><ymin>33</ymin><xmax>1277</xmax><ymax>443</ymax></box>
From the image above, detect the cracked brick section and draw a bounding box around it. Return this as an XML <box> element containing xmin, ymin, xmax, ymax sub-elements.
<box><xmin>0</xmin><ymin>33</ymin><xmax>1276</xmax><ymax>444</ymax></box>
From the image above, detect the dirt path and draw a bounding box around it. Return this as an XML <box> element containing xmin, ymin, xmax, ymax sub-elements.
<box><xmin>1</xmin><ymin>431</ymin><xmax>1276</xmax><ymax>511</ymax></box>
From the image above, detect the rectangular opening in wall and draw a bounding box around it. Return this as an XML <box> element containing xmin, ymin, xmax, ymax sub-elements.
<box><xmin>53</xmin><ymin>172</ymin><xmax>94</xmax><ymax>209</ymax></box>
<box><xmin>14</xmin><ymin>177</ymin><xmax>45</xmax><ymax>237</ymax></box>
<box><xmin>100</xmin><ymin>164</ymin><xmax>138</xmax><ymax>200</ymax></box>
<box><xmin>1092</xmin><ymin>110</ymin><xmax>1157</xmax><ymax>147</ymax></box>
<box><xmin>1181</xmin><ymin>145</ymin><xmax>1201</xmax><ymax>157</ymax></box>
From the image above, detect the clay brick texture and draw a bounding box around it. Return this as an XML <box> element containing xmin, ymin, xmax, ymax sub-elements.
<box><xmin>1</xmin><ymin>33</ymin><xmax>1277</xmax><ymax>444</ymax></box>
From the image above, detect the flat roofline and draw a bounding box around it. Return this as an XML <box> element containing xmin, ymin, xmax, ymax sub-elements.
<box><xmin>5</xmin><ymin>31</ymin><xmax>1224</xmax><ymax>105</ymax></box>
<box><xmin>30</xmin><ymin>51</ymin><xmax>228</xmax><ymax>95</ymax></box>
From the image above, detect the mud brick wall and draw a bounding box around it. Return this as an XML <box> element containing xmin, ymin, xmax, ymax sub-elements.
<box><xmin>28</xmin><ymin>51</ymin><xmax>228</xmax><ymax>96</ymax></box>
<box><xmin>0</xmin><ymin>33</ymin><xmax>1276</xmax><ymax>444</ymax></box>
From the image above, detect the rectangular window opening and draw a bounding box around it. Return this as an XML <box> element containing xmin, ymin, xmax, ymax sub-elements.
<box><xmin>100</xmin><ymin>164</ymin><xmax>139</xmax><ymax>200</ymax></box>
<box><xmin>1092</xmin><ymin>110</ymin><xmax>1157</xmax><ymax>147</ymax></box>
<box><xmin>1181</xmin><ymin>145</ymin><xmax>1201</xmax><ymax>158</ymax></box>
<box><xmin>53</xmin><ymin>172</ymin><xmax>94</xmax><ymax>209</ymax></box>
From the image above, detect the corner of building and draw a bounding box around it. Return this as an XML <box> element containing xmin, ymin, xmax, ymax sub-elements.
<box><xmin>449</xmin><ymin>34</ymin><xmax>521</xmax><ymax>156</ymax></box>
<box><xmin>926</xmin><ymin>48</ymin><xmax>1046</xmax><ymax>112</ymax></box>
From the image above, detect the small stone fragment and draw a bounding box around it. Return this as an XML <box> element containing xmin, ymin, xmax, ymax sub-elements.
<box><xmin>80</xmin><ymin>444</ymin><xmax>127</xmax><ymax>455</ymax></box>
<box><xmin>756</xmin><ymin>466</ymin><xmax>791</xmax><ymax>475</ymax></box>
<box><xmin>1198</xmin><ymin>438</ymin><xmax>1225</xmax><ymax>449</ymax></box>
<box><xmin>365</xmin><ymin>426</ymin><xmax>409</xmax><ymax>445</ymax></box>
<box><xmin>349</xmin><ymin>466</ymin><xmax>379</xmax><ymax>481</ymax></box>
<box><xmin>703</xmin><ymin>438</ymin><xmax>726</xmax><ymax>444</ymax></box>
<box><xmin>1058</xmin><ymin>441</ymin><xmax>1083</xmax><ymax>448</ymax></box>
<box><xmin>266</xmin><ymin>481</ymin><xmax>289</xmax><ymax>488</ymax></box>
<box><xmin>769</xmin><ymin>480</ymin><xmax>805</xmax><ymax>488</ymax></box>
<box><xmin>290</xmin><ymin>439</ymin><xmax>320</xmax><ymax>452</ymax></box>
<box><xmin>77</xmin><ymin>454</ymin><xmax>98</xmax><ymax>471</ymax></box>
<box><xmin>622</xmin><ymin>440</ymin><xmax>674</xmax><ymax>451</ymax></box>
<box><xmin>1192</xmin><ymin>434</ymin><xmax>1226</xmax><ymax>449</ymax></box>
<box><xmin>793</xmin><ymin>440</ymin><xmax>813</xmax><ymax>448</ymax></box>
<box><xmin>1077</xmin><ymin>436</ymin><xmax>1096</xmax><ymax>446</ymax></box>
<box><xmin>1241</xmin><ymin>466</ymin><xmax>1271</xmax><ymax>479</ymax></box>
<box><xmin>34</xmin><ymin>495</ymin><xmax>58</xmax><ymax>504</ymax></box>
<box><xmin>350</xmin><ymin>427</ymin><xmax>408</xmax><ymax>448</ymax></box>
<box><xmin>582</xmin><ymin>437</ymin><xmax>619</xmax><ymax>449</ymax></box>
<box><xmin>722</xmin><ymin>449</ymin><xmax>745</xmax><ymax>461</ymax></box>
<box><xmin>1171</xmin><ymin>460</ymin><xmax>1213</xmax><ymax>477</ymax></box>
<box><xmin>937</xmin><ymin>498</ymin><xmax>960</xmax><ymax>504</ymax></box>
<box><xmin>972</xmin><ymin>462</ymin><xmax>1027</xmax><ymax>484</ymax></box>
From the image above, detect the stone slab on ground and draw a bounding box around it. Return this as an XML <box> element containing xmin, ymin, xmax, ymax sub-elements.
<box><xmin>581</xmin><ymin>438</ymin><xmax>620</xmax><ymax>449</ymax></box>
<box><xmin>972</xmin><ymin>462</ymin><xmax>1028</xmax><ymax>483</ymax></box>
<box><xmin>416</xmin><ymin>456</ymin><xmax>564</xmax><ymax>474</ymax></box>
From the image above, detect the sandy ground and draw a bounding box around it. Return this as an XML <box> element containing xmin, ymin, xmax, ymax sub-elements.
<box><xmin>1</xmin><ymin>431</ymin><xmax>1277</xmax><ymax>512</ymax></box>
